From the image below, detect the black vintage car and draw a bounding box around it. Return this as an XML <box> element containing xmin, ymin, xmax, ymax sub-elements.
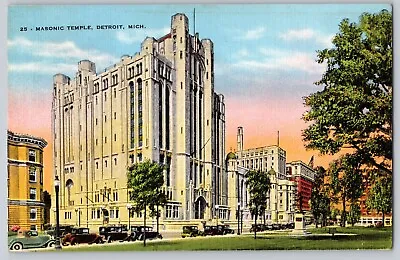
<box><xmin>250</xmin><ymin>224</ymin><xmax>265</xmax><ymax>232</ymax></box>
<box><xmin>99</xmin><ymin>225</ymin><xmax>129</xmax><ymax>243</ymax></box>
<box><xmin>181</xmin><ymin>226</ymin><xmax>203</xmax><ymax>238</ymax></box>
<box><xmin>45</xmin><ymin>225</ymin><xmax>74</xmax><ymax>238</ymax></box>
<box><xmin>203</xmin><ymin>225</ymin><xmax>223</xmax><ymax>236</ymax></box>
<box><xmin>217</xmin><ymin>225</ymin><xmax>235</xmax><ymax>235</ymax></box>
<box><xmin>128</xmin><ymin>226</ymin><xmax>162</xmax><ymax>241</ymax></box>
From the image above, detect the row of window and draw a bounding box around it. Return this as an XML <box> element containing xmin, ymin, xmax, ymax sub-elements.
<box><xmin>64</xmin><ymin>211</ymin><xmax>72</xmax><ymax>219</ymax></box>
<box><xmin>165</xmin><ymin>205</ymin><xmax>179</xmax><ymax>219</ymax></box>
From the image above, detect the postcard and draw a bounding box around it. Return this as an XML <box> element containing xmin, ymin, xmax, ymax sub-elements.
<box><xmin>6</xmin><ymin>4</ymin><xmax>392</xmax><ymax>251</ymax></box>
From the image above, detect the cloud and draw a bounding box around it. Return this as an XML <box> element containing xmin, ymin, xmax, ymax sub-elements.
<box><xmin>8</xmin><ymin>37</ymin><xmax>118</xmax><ymax>71</ymax></box>
<box><xmin>116</xmin><ymin>27</ymin><xmax>170</xmax><ymax>44</ymax></box>
<box><xmin>279</xmin><ymin>28</ymin><xmax>334</xmax><ymax>48</ymax></box>
<box><xmin>280</xmin><ymin>29</ymin><xmax>315</xmax><ymax>41</ymax></box>
<box><xmin>8</xmin><ymin>62</ymin><xmax>76</xmax><ymax>74</ymax></box>
<box><xmin>237</xmin><ymin>27</ymin><xmax>266</xmax><ymax>40</ymax></box>
<box><xmin>232</xmin><ymin>48</ymin><xmax>325</xmax><ymax>75</ymax></box>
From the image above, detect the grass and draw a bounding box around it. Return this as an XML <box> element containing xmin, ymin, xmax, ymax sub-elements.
<box><xmin>61</xmin><ymin>226</ymin><xmax>392</xmax><ymax>251</ymax></box>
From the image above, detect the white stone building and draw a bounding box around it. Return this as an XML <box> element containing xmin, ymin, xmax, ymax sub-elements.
<box><xmin>51</xmin><ymin>13</ymin><xmax>227</xmax><ymax>230</ymax></box>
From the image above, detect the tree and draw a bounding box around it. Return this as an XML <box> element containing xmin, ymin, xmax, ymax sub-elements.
<box><xmin>329</xmin><ymin>154</ymin><xmax>364</xmax><ymax>227</ymax></box>
<box><xmin>302</xmin><ymin>10</ymin><xmax>392</xmax><ymax>176</ymax></box>
<box><xmin>126</xmin><ymin>159</ymin><xmax>168</xmax><ymax>245</ymax></box>
<box><xmin>347</xmin><ymin>202</ymin><xmax>361</xmax><ymax>226</ymax></box>
<box><xmin>366</xmin><ymin>175</ymin><xmax>392</xmax><ymax>227</ymax></box>
<box><xmin>245</xmin><ymin>169</ymin><xmax>271</xmax><ymax>239</ymax></box>
<box><xmin>310</xmin><ymin>166</ymin><xmax>331</xmax><ymax>228</ymax></box>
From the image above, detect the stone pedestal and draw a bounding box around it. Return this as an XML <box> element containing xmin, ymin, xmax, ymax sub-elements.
<box><xmin>292</xmin><ymin>213</ymin><xmax>310</xmax><ymax>235</ymax></box>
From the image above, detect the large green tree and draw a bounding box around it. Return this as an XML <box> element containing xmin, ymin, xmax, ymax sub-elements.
<box><xmin>329</xmin><ymin>154</ymin><xmax>364</xmax><ymax>227</ymax></box>
<box><xmin>310</xmin><ymin>166</ymin><xmax>331</xmax><ymax>228</ymax></box>
<box><xmin>246</xmin><ymin>169</ymin><xmax>271</xmax><ymax>239</ymax></box>
<box><xmin>302</xmin><ymin>10</ymin><xmax>392</xmax><ymax>176</ymax></box>
<box><xmin>366</xmin><ymin>175</ymin><xmax>392</xmax><ymax>227</ymax></box>
<box><xmin>126</xmin><ymin>159</ymin><xmax>168</xmax><ymax>243</ymax></box>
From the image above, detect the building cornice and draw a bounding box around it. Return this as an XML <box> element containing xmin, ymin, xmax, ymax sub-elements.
<box><xmin>8</xmin><ymin>199</ymin><xmax>45</xmax><ymax>207</ymax></box>
<box><xmin>7</xmin><ymin>130</ymin><xmax>47</xmax><ymax>149</ymax></box>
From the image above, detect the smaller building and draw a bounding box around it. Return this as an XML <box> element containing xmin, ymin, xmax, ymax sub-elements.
<box><xmin>286</xmin><ymin>160</ymin><xmax>316</xmax><ymax>214</ymax></box>
<box><xmin>7</xmin><ymin>130</ymin><xmax>47</xmax><ymax>231</ymax></box>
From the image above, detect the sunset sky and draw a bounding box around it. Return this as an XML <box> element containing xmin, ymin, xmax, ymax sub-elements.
<box><xmin>7</xmin><ymin>4</ymin><xmax>390</xmax><ymax>191</ymax></box>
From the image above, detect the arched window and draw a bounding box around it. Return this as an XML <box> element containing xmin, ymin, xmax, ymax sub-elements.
<box><xmin>66</xmin><ymin>179</ymin><xmax>74</xmax><ymax>206</ymax></box>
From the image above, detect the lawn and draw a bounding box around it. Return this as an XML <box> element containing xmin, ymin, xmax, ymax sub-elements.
<box><xmin>61</xmin><ymin>226</ymin><xmax>392</xmax><ymax>251</ymax></box>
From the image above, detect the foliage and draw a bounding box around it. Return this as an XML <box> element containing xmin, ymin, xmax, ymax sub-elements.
<box><xmin>330</xmin><ymin>209</ymin><xmax>340</xmax><ymax>222</ymax></box>
<box><xmin>245</xmin><ymin>169</ymin><xmax>271</xmax><ymax>239</ymax></box>
<box><xmin>302</xmin><ymin>10</ymin><xmax>392</xmax><ymax>176</ymax></box>
<box><xmin>328</xmin><ymin>154</ymin><xmax>364</xmax><ymax>227</ymax></box>
<box><xmin>310</xmin><ymin>166</ymin><xmax>331</xmax><ymax>227</ymax></box>
<box><xmin>126</xmin><ymin>160</ymin><xmax>168</xmax><ymax>217</ymax></box>
<box><xmin>347</xmin><ymin>202</ymin><xmax>361</xmax><ymax>226</ymax></box>
<box><xmin>366</xmin><ymin>175</ymin><xmax>392</xmax><ymax>226</ymax></box>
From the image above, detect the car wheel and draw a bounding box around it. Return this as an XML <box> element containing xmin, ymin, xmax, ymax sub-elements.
<box><xmin>157</xmin><ymin>234</ymin><xmax>163</xmax><ymax>239</ymax></box>
<box><xmin>47</xmin><ymin>241</ymin><xmax>55</xmax><ymax>248</ymax></box>
<box><xmin>190</xmin><ymin>233</ymin><xmax>194</xmax><ymax>237</ymax></box>
<box><xmin>138</xmin><ymin>234</ymin><xmax>143</xmax><ymax>241</ymax></box>
<box><xmin>11</xmin><ymin>242</ymin><xmax>23</xmax><ymax>251</ymax></box>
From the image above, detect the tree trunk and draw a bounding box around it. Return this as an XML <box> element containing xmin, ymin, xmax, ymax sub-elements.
<box><xmin>382</xmin><ymin>212</ymin><xmax>385</xmax><ymax>227</ymax></box>
<box><xmin>341</xmin><ymin>196</ymin><xmax>346</xmax><ymax>227</ymax></box>
<box><xmin>254</xmin><ymin>213</ymin><xmax>257</xmax><ymax>239</ymax></box>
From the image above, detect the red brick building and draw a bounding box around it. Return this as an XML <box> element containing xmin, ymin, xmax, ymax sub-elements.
<box><xmin>286</xmin><ymin>161</ymin><xmax>316</xmax><ymax>213</ymax></box>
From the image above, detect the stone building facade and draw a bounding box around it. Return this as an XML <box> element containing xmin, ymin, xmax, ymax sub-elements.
<box><xmin>51</xmin><ymin>13</ymin><xmax>227</xmax><ymax>230</ymax></box>
<box><xmin>226</xmin><ymin>127</ymin><xmax>303</xmax><ymax>225</ymax></box>
<box><xmin>7</xmin><ymin>130</ymin><xmax>47</xmax><ymax>231</ymax></box>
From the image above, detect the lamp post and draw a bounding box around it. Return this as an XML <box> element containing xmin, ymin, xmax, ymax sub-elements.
<box><xmin>54</xmin><ymin>176</ymin><xmax>62</xmax><ymax>250</ymax></box>
<box><xmin>237</xmin><ymin>202</ymin><xmax>241</xmax><ymax>235</ymax></box>
<box><xmin>126</xmin><ymin>204</ymin><xmax>132</xmax><ymax>230</ymax></box>
<box><xmin>215</xmin><ymin>205</ymin><xmax>219</xmax><ymax>226</ymax></box>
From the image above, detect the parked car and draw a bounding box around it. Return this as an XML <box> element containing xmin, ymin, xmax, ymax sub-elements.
<box><xmin>62</xmin><ymin>227</ymin><xmax>104</xmax><ymax>246</ymax></box>
<box><xmin>45</xmin><ymin>225</ymin><xmax>73</xmax><ymax>238</ymax></box>
<box><xmin>128</xmin><ymin>226</ymin><xmax>162</xmax><ymax>241</ymax></box>
<box><xmin>8</xmin><ymin>230</ymin><xmax>56</xmax><ymax>250</ymax></box>
<box><xmin>287</xmin><ymin>222</ymin><xmax>295</xmax><ymax>229</ymax></box>
<box><xmin>272</xmin><ymin>223</ymin><xmax>281</xmax><ymax>230</ymax></box>
<box><xmin>203</xmin><ymin>225</ymin><xmax>222</xmax><ymax>236</ymax></box>
<box><xmin>181</xmin><ymin>225</ymin><xmax>203</xmax><ymax>238</ymax></box>
<box><xmin>250</xmin><ymin>224</ymin><xmax>265</xmax><ymax>232</ymax></box>
<box><xmin>99</xmin><ymin>225</ymin><xmax>129</xmax><ymax>242</ymax></box>
<box><xmin>217</xmin><ymin>225</ymin><xmax>235</xmax><ymax>235</ymax></box>
<box><xmin>264</xmin><ymin>224</ymin><xmax>274</xmax><ymax>231</ymax></box>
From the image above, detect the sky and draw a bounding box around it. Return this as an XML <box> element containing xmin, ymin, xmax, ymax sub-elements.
<box><xmin>7</xmin><ymin>4</ymin><xmax>391</xmax><ymax>191</ymax></box>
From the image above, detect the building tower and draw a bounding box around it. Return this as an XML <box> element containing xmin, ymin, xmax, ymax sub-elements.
<box><xmin>51</xmin><ymin>13</ymin><xmax>226</xmax><ymax>230</ymax></box>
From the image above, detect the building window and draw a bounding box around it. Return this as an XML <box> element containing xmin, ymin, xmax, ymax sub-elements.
<box><xmin>40</xmin><ymin>169</ymin><xmax>43</xmax><ymax>184</ymax></box>
<box><xmin>29</xmin><ymin>168</ymin><xmax>36</xmax><ymax>182</ymax></box>
<box><xmin>30</xmin><ymin>208</ymin><xmax>37</xmax><ymax>220</ymax></box>
<box><xmin>173</xmin><ymin>206</ymin><xmax>179</xmax><ymax>218</ymax></box>
<box><xmin>114</xmin><ymin>112</ymin><xmax>117</xmax><ymax>119</ymax></box>
<box><xmin>166</xmin><ymin>205</ymin><xmax>172</xmax><ymax>218</ymax></box>
<box><xmin>28</xmin><ymin>150</ymin><xmax>36</xmax><ymax>162</ymax></box>
<box><xmin>30</xmin><ymin>225</ymin><xmax>37</xmax><ymax>231</ymax></box>
<box><xmin>29</xmin><ymin>188</ymin><xmax>36</xmax><ymax>200</ymax></box>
